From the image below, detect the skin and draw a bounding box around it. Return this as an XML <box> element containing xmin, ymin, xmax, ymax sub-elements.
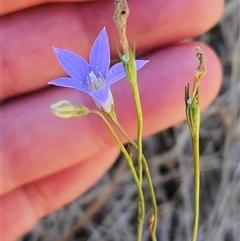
<box><xmin>1</xmin><ymin>0</ymin><xmax>224</xmax><ymax>240</ymax></box>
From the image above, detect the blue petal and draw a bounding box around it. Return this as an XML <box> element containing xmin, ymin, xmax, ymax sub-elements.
<box><xmin>106</xmin><ymin>62</ymin><xmax>126</xmax><ymax>85</ymax></box>
<box><xmin>106</xmin><ymin>60</ymin><xmax>149</xmax><ymax>85</ymax></box>
<box><xmin>48</xmin><ymin>77</ymin><xmax>90</xmax><ymax>93</ymax></box>
<box><xmin>89</xmin><ymin>85</ymin><xmax>110</xmax><ymax>103</ymax></box>
<box><xmin>89</xmin><ymin>28</ymin><xmax>110</xmax><ymax>78</ymax></box>
<box><xmin>53</xmin><ymin>48</ymin><xmax>91</xmax><ymax>83</ymax></box>
<box><xmin>136</xmin><ymin>60</ymin><xmax>149</xmax><ymax>70</ymax></box>
<box><xmin>91</xmin><ymin>89</ymin><xmax>114</xmax><ymax>113</ymax></box>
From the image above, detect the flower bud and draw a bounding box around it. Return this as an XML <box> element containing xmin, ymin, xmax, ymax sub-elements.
<box><xmin>51</xmin><ymin>100</ymin><xmax>89</xmax><ymax>118</ymax></box>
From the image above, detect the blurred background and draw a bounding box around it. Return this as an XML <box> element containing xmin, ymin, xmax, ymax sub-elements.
<box><xmin>18</xmin><ymin>0</ymin><xmax>239</xmax><ymax>240</ymax></box>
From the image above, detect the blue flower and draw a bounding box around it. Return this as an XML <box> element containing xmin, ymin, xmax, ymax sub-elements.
<box><xmin>49</xmin><ymin>28</ymin><xmax>148</xmax><ymax>113</ymax></box>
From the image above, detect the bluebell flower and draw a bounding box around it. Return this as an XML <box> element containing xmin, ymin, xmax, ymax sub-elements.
<box><xmin>49</xmin><ymin>28</ymin><xmax>148</xmax><ymax>113</ymax></box>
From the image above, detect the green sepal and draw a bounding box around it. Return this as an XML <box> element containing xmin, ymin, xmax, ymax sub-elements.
<box><xmin>185</xmin><ymin>86</ymin><xmax>201</xmax><ymax>138</ymax></box>
<box><xmin>114</xmin><ymin>42</ymin><xmax>137</xmax><ymax>84</ymax></box>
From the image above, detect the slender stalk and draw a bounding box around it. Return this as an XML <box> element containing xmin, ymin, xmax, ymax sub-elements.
<box><xmin>115</xmin><ymin>47</ymin><xmax>144</xmax><ymax>186</ymax></box>
<box><xmin>130</xmin><ymin>81</ymin><xmax>143</xmax><ymax>185</ymax></box>
<box><xmin>185</xmin><ymin>46</ymin><xmax>206</xmax><ymax>241</ymax></box>
<box><xmin>118</xmin><ymin>47</ymin><xmax>145</xmax><ymax>240</ymax></box>
<box><xmin>191</xmin><ymin>135</ymin><xmax>200</xmax><ymax>241</ymax></box>
<box><xmin>109</xmin><ymin>115</ymin><xmax>157</xmax><ymax>241</ymax></box>
<box><xmin>185</xmin><ymin>102</ymin><xmax>200</xmax><ymax>241</ymax></box>
<box><xmin>127</xmin><ymin>57</ymin><xmax>144</xmax><ymax>241</ymax></box>
<box><xmin>90</xmin><ymin>110</ymin><xmax>145</xmax><ymax>241</ymax></box>
<box><xmin>129</xmin><ymin>72</ymin><xmax>144</xmax><ymax>241</ymax></box>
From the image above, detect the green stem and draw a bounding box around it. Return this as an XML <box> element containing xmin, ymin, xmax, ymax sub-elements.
<box><xmin>90</xmin><ymin>110</ymin><xmax>145</xmax><ymax>241</ymax></box>
<box><xmin>129</xmin><ymin>69</ymin><xmax>144</xmax><ymax>241</ymax></box>
<box><xmin>109</xmin><ymin>116</ymin><xmax>157</xmax><ymax>241</ymax></box>
<box><xmin>185</xmin><ymin>46</ymin><xmax>205</xmax><ymax>241</ymax></box>
<box><xmin>122</xmin><ymin>48</ymin><xmax>144</xmax><ymax>240</ymax></box>
<box><xmin>191</xmin><ymin>135</ymin><xmax>200</xmax><ymax>241</ymax></box>
<box><xmin>130</xmin><ymin>81</ymin><xmax>143</xmax><ymax>184</ymax></box>
<box><xmin>185</xmin><ymin>100</ymin><xmax>200</xmax><ymax>241</ymax></box>
<box><xmin>120</xmin><ymin>47</ymin><xmax>143</xmax><ymax>185</ymax></box>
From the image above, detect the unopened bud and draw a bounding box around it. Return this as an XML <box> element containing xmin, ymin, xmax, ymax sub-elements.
<box><xmin>184</xmin><ymin>47</ymin><xmax>206</xmax><ymax>138</ymax></box>
<box><xmin>51</xmin><ymin>100</ymin><xmax>89</xmax><ymax>118</ymax></box>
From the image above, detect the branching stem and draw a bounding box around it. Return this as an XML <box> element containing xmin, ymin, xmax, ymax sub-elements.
<box><xmin>109</xmin><ymin>115</ymin><xmax>157</xmax><ymax>241</ymax></box>
<box><xmin>90</xmin><ymin>110</ymin><xmax>145</xmax><ymax>241</ymax></box>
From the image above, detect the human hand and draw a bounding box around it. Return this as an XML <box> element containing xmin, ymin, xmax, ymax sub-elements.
<box><xmin>2</xmin><ymin>0</ymin><xmax>223</xmax><ymax>240</ymax></box>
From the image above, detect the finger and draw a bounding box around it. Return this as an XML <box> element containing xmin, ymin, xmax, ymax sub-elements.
<box><xmin>2</xmin><ymin>42</ymin><xmax>222</xmax><ymax>195</ymax></box>
<box><xmin>2</xmin><ymin>0</ymin><xmax>223</xmax><ymax>100</ymax></box>
<box><xmin>1</xmin><ymin>146</ymin><xmax>120</xmax><ymax>241</ymax></box>
<box><xmin>2</xmin><ymin>0</ymin><xmax>97</xmax><ymax>15</ymax></box>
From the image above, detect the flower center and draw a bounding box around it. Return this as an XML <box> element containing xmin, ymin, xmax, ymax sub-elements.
<box><xmin>87</xmin><ymin>71</ymin><xmax>106</xmax><ymax>91</ymax></box>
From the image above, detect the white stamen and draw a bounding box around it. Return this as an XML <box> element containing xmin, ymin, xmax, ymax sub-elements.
<box><xmin>87</xmin><ymin>71</ymin><xmax>106</xmax><ymax>91</ymax></box>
